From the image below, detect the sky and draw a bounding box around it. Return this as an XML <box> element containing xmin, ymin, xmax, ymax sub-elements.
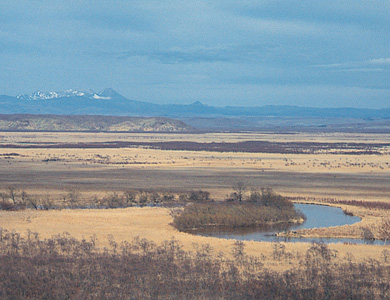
<box><xmin>1</xmin><ymin>1</ymin><xmax>389</xmax><ymax>108</ymax></box>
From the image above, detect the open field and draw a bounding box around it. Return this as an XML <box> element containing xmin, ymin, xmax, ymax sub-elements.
<box><xmin>1</xmin><ymin>131</ymin><xmax>390</xmax><ymax>269</ymax></box>
<box><xmin>1</xmin><ymin>131</ymin><xmax>390</xmax><ymax>201</ymax></box>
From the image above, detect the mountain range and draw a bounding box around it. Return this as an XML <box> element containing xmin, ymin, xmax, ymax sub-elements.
<box><xmin>1</xmin><ymin>88</ymin><xmax>390</xmax><ymax>119</ymax></box>
<box><xmin>1</xmin><ymin>88</ymin><xmax>390</xmax><ymax>132</ymax></box>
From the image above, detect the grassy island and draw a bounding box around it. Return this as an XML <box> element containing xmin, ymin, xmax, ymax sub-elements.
<box><xmin>173</xmin><ymin>189</ymin><xmax>305</xmax><ymax>231</ymax></box>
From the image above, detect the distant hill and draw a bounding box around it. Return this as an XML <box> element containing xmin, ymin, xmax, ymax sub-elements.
<box><xmin>0</xmin><ymin>114</ymin><xmax>193</xmax><ymax>132</ymax></box>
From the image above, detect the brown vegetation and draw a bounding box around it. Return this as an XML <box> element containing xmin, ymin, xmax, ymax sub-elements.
<box><xmin>0</xmin><ymin>187</ymin><xmax>180</xmax><ymax>210</ymax></box>
<box><xmin>2</xmin><ymin>131</ymin><xmax>390</xmax><ymax>203</ymax></box>
<box><xmin>379</xmin><ymin>219</ymin><xmax>390</xmax><ymax>244</ymax></box>
<box><xmin>288</xmin><ymin>196</ymin><xmax>390</xmax><ymax>211</ymax></box>
<box><xmin>1</xmin><ymin>130</ymin><xmax>390</xmax><ymax>298</ymax></box>
<box><xmin>173</xmin><ymin>190</ymin><xmax>304</xmax><ymax>231</ymax></box>
<box><xmin>0</xmin><ymin>229</ymin><xmax>389</xmax><ymax>299</ymax></box>
<box><xmin>1</xmin><ymin>139</ymin><xmax>388</xmax><ymax>155</ymax></box>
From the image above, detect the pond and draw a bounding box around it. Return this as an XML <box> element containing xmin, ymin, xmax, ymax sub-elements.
<box><xmin>191</xmin><ymin>203</ymin><xmax>383</xmax><ymax>245</ymax></box>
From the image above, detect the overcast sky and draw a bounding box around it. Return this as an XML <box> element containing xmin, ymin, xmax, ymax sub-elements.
<box><xmin>1</xmin><ymin>1</ymin><xmax>389</xmax><ymax>108</ymax></box>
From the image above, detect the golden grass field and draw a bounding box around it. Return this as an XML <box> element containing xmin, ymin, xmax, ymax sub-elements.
<box><xmin>1</xmin><ymin>131</ymin><xmax>390</xmax><ymax>269</ymax></box>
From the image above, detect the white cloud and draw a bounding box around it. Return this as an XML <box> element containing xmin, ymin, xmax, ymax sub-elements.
<box><xmin>368</xmin><ymin>58</ymin><xmax>390</xmax><ymax>65</ymax></box>
<box><xmin>312</xmin><ymin>58</ymin><xmax>390</xmax><ymax>71</ymax></box>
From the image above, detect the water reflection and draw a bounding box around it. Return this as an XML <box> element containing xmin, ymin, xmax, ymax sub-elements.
<box><xmin>191</xmin><ymin>203</ymin><xmax>384</xmax><ymax>245</ymax></box>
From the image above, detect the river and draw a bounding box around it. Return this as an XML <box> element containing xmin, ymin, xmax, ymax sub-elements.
<box><xmin>191</xmin><ymin>203</ymin><xmax>384</xmax><ymax>245</ymax></box>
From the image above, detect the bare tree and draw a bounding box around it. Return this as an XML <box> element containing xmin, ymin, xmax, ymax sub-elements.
<box><xmin>188</xmin><ymin>190</ymin><xmax>210</xmax><ymax>202</ymax></box>
<box><xmin>360</xmin><ymin>226</ymin><xmax>375</xmax><ymax>241</ymax></box>
<box><xmin>124</xmin><ymin>190</ymin><xmax>137</xmax><ymax>206</ymax></box>
<box><xmin>249</xmin><ymin>188</ymin><xmax>261</xmax><ymax>203</ymax></box>
<box><xmin>232</xmin><ymin>182</ymin><xmax>246</xmax><ymax>202</ymax></box>
<box><xmin>66</xmin><ymin>190</ymin><xmax>80</xmax><ymax>208</ymax></box>
<box><xmin>8</xmin><ymin>186</ymin><xmax>16</xmax><ymax>205</ymax></box>
<box><xmin>19</xmin><ymin>190</ymin><xmax>28</xmax><ymax>209</ymax></box>
<box><xmin>28</xmin><ymin>197</ymin><xmax>39</xmax><ymax>210</ymax></box>
<box><xmin>379</xmin><ymin>218</ymin><xmax>390</xmax><ymax>245</ymax></box>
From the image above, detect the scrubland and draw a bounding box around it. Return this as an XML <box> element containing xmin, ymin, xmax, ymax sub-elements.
<box><xmin>1</xmin><ymin>227</ymin><xmax>390</xmax><ymax>299</ymax></box>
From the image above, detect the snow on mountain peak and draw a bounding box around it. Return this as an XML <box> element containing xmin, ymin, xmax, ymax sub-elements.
<box><xmin>16</xmin><ymin>89</ymin><xmax>119</xmax><ymax>101</ymax></box>
<box><xmin>97</xmin><ymin>88</ymin><xmax>122</xmax><ymax>99</ymax></box>
<box><xmin>17</xmin><ymin>91</ymin><xmax>60</xmax><ymax>100</ymax></box>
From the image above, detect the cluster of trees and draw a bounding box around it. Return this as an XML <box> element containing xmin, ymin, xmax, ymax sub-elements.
<box><xmin>172</xmin><ymin>201</ymin><xmax>304</xmax><ymax>231</ymax></box>
<box><xmin>0</xmin><ymin>228</ymin><xmax>389</xmax><ymax>299</ymax></box>
<box><xmin>227</xmin><ymin>183</ymin><xmax>294</xmax><ymax>209</ymax></box>
<box><xmin>172</xmin><ymin>187</ymin><xmax>304</xmax><ymax>231</ymax></box>
<box><xmin>178</xmin><ymin>190</ymin><xmax>211</xmax><ymax>202</ymax></box>
<box><xmin>0</xmin><ymin>184</ymin><xmax>293</xmax><ymax>211</ymax></box>
<box><xmin>0</xmin><ymin>187</ymin><xmax>32</xmax><ymax>210</ymax></box>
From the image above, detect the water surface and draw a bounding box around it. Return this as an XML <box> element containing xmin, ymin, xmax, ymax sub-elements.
<box><xmin>191</xmin><ymin>203</ymin><xmax>383</xmax><ymax>245</ymax></box>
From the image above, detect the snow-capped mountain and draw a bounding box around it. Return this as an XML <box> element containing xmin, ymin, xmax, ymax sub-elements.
<box><xmin>4</xmin><ymin>88</ymin><xmax>164</xmax><ymax>116</ymax></box>
<box><xmin>17</xmin><ymin>89</ymin><xmax>112</xmax><ymax>101</ymax></box>
<box><xmin>2</xmin><ymin>88</ymin><xmax>390</xmax><ymax>125</ymax></box>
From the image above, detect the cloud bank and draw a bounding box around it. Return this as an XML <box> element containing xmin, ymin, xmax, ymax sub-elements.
<box><xmin>0</xmin><ymin>0</ymin><xmax>389</xmax><ymax>108</ymax></box>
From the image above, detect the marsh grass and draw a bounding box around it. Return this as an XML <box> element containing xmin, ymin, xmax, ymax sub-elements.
<box><xmin>288</xmin><ymin>196</ymin><xmax>390</xmax><ymax>210</ymax></box>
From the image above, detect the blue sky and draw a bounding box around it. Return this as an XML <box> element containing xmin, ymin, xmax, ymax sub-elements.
<box><xmin>1</xmin><ymin>1</ymin><xmax>389</xmax><ymax>108</ymax></box>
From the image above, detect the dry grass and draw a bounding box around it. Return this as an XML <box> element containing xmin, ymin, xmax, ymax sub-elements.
<box><xmin>1</xmin><ymin>206</ymin><xmax>389</xmax><ymax>271</ymax></box>
<box><xmin>1</xmin><ymin>131</ymin><xmax>390</xmax><ymax>270</ymax></box>
<box><xmin>279</xmin><ymin>200</ymin><xmax>390</xmax><ymax>240</ymax></box>
<box><xmin>1</xmin><ymin>144</ymin><xmax>390</xmax><ymax>201</ymax></box>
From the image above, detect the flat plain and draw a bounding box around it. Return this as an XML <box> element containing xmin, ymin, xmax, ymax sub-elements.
<box><xmin>1</xmin><ymin>131</ymin><xmax>390</xmax><ymax>199</ymax></box>
<box><xmin>1</xmin><ymin>131</ymin><xmax>390</xmax><ymax>269</ymax></box>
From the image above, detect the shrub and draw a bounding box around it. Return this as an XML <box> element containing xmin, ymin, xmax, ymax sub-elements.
<box><xmin>172</xmin><ymin>200</ymin><xmax>303</xmax><ymax>231</ymax></box>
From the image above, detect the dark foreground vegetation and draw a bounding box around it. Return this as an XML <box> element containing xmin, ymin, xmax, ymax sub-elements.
<box><xmin>173</xmin><ymin>189</ymin><xmax>304</xmax><ymax>231</ymax></box>
<box><xmin>0</xmin><ymin>228</ymin><xmax>389</xmax><ymax>300</ymax></box>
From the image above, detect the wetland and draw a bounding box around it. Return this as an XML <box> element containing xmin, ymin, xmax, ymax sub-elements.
<box><xmin>190</xmin><ymin>203</ymin><xmax>378</xmax><ymax>245</ymax></box>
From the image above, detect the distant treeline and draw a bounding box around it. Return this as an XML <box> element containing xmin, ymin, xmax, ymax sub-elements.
<box><xmin>0</xmin><ymin>186</ymin><xmax>294</xmax><ymax>211</ymax></box>
<box><xmin>0</xmin><ymin>188</ymin><xmax>181</xmax><ymax>211</ymax></box>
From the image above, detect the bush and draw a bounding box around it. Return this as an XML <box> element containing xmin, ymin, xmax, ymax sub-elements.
<box><xmin>172</xmin><ymin>200</ymin><xmax>303</xmax><ymax>231</ymax></box>
<box><xmin>179</xmin><ymin>190</ymin><xmax>211</xmax><ymax>202</ymax></box>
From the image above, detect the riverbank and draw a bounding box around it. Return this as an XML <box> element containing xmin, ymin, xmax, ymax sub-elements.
<box><xmin>1</xmin><ymin>206</ymin><xmax>389</xmax><ymax>271</ymax></box>
<box><xmin>278</xmin><ymin>200</ymin><xmax>389</xmax><ymax>242</ymax></box>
